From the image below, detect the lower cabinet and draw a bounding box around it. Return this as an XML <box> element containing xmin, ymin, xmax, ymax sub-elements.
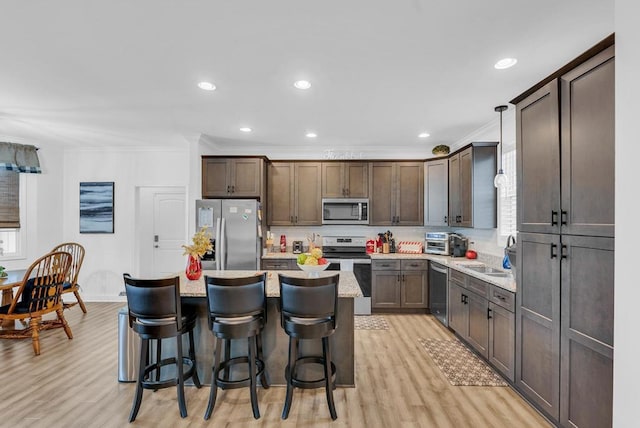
<box><xmin>448</xmin><ymin>269</ymin><xmax>515</xmax><ymax>382</ymax></box>
<box><xmin>261</xmin><ymin>259</ymin><xmax>296</xmax><ymax>270</ymax></box>
<box><xmin>371</xmin><ymin>259</ymin><xmax>428</xmax><ymax>310</ymax></box>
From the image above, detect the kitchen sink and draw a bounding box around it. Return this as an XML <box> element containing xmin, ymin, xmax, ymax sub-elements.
<box><xmin>464</xmin><ymin>265</ymin><xmax>504</xmax><ymax>274</ymax></box>
<box><xmin>456</xmin><ymin>263</ymin><xmax>511</xmax><ymax>278</ymax></box>
<box><xmin>484</xmin><ymin>272</ymin><xmax>511</xmax><ymax>278</ymax></box>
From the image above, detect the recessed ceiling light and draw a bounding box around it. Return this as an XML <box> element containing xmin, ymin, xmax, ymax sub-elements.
<box><xmin>239</xmin><ymin>127</ymin><xmax>252</xmax><ymax>133</ymax></box>
<box><xmin>198</xmin><ymin>81</ymin><xmax>216</xmax><ymax>91</ymax></box>
<box><xmin>294</xmin><ymin>80</ymin><xmax>311</xmax><ymax>90</ymax></box>
<box><xmin>306</xmin><ymin>132</ymin><xmax>317</xmax><ymax>138</ymax></box>
<box><xmin>494</xmin><ymin>58</ymin><xmax>518</xmax><ymax>69</ymax></box>
<box><xmin>418</xmin><ymin>132</ymin><xmax>430</xmax><ymax>138</ymax></box>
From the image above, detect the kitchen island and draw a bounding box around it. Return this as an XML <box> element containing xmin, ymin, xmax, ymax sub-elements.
<box><xmin>179</xmin><ymin>270</ymin><xmax>362</xmax><ymax>387</ymax></box>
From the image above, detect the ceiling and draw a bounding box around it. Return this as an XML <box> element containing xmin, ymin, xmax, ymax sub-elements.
<box><xmin>0</xmin><ymin>1</ymin><xmax>614</xmax><ymax>157</ymax></box>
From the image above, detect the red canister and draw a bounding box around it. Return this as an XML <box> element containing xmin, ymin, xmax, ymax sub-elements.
<box><xmin>366</xmin><ymin>239</ymin><xmax>376</xmax><ymax>254</ymax></box>
<box><xmin>280</xmin><ymin>235</ymin><xmax>287</xmax><ymax>252</ymax></box>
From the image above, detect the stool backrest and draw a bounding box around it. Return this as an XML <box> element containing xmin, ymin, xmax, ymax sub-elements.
<box><xmin>204</xmin><ymin>273</ymin><xmax>267</xmax><ymax>326</ymax></box>
<box><xmin>278</xmin><ymin>274</ymin><xmax>339</xmax><ymax>327</ymax></box>
<box><xmin>123</xmin><ymin>274</ymin><xmax>182</xmax><ymax>329</ymax></box>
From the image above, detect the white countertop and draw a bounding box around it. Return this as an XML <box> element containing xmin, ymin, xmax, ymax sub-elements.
<box><xmin>263</xmin><ymin>251</ymin><xmax>516</xmax><ymax>293</ymax></box>
<box><xmin>179</xmin><ymin>270</ymin><xmax>363</xmax><ymax>298</ymax></box>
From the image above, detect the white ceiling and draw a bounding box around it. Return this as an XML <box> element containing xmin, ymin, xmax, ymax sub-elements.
<box><xmin>0</xmin><ymin>1</ymin><xmax>614</xmax><ymax>157</ymax></box>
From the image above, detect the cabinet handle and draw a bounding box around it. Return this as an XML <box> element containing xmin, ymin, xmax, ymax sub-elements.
<box><xmin>231</xmin><ymin>185</ymin><xmax>235</xmax><ymax>193</ymax></box>
<box><xmin>551</xmin><ymin>210</ymin><xmax>558</xmax><ymax>226</ymax></box>
<box><xmin>561</xmin><ymin>210</ymin><xmax>568</xmax><ymax>226</ymax></box>
<box><xmin>295</xmin><ymin>216</ymin><xmax>298</xmax><ymax>223</ymax></box>
<box><xmin>290</xmin><ymin>216</ymin><xmax>293</xmax><ymax>223</ymax></box>
<box><xmin>487</xmin><ymin>307</ymin><xmax>493</xmax><ymax>319</ymax></box>
<box><xmin>444</xmin><ymin>215</ymin><xmax>448</xmax><ymax>224</ymax></box>
<box><xmin>461</xmin><ymin>294</ymin><xmax>465</xmax><ymax>304</ymax></box>
<box><xmin>402</xmin><ymin>274</ymin><xmax>405</xmax><ymax>282</ymax></box>
<box><xmin>495</xmin><ymin>294</ymin><xmax>506</xmax><ymax>301</ymax></box>
<box><xmin>550</xmin><ymin>243</ymin><xmax>558</xmax><ymax>259</ymax></box>
<box><xmin>397</xmin><ymin>274</ymin><xmax>401</xmax><ymax>283</ymax></box>
<box><xmin>227</xmin><ymin>185</ymin><xmax>231</xmax><ymax>193</ymax></box>
<box><xmin>561</xmin><ymin>244</ymin><xmax>568</xmax><ymax>260</ymax></box>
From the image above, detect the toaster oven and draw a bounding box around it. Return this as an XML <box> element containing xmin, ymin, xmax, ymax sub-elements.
<box><xmin>424</xmin><ymin>232</ymin><xmax>450</xmax><ymax>255</ymax></box>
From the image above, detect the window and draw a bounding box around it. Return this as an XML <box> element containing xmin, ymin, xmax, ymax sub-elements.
<box><xmin>497</xmin><ymin>148</ymin><xmax>517</xmax><ymax>241</ymax></box>
<box><xmin>0</xmin><ymin>171</ymin><xmax>24</xmax><ymax>258</ymax></box>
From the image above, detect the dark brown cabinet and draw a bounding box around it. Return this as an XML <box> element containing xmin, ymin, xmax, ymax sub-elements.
<box><xmin>202</xmin><ymin>156</ymin><xmax>265</xmax><ymax>198</ymax></box>
<box><xmin>369</xmin><ymin>162</ymin><xmax>423</xmax><ymax>226</ymax></box>
<box><xmin>424</xmin><ymin>159</ymin><xmax>449</xmax><ymax>226</ymax></box>
<box><xmin>371</xmin><ymin>259</ymin><xmax>428</xmax><ymax>310</ymax></box>
<box><xmin>267</xmin><ymin>162</ymin><xmax>322</xmax><ymax>226</ymax></box>
<box><xmin>517</xmin><ymin>46</ymin><xmax>614</xmax><ymax>238</ymax></box>
<box><xmin>321</xmin><ymin>162</ymin><xmax>368</xmax><ymax>198</ymax></box>
<box><xmin>448</xmin><ymin>143</ymin><xmax>497</xmax><ymax>228</ymax></box>
<box><xmin>516</xmin><ymin>232</ymin><xmax>614</xmax><ymax>425</ymax></box>
<box><xmin>513</xmin><ymin>40</ymin><xmax>615</xmax><ymax>428</ymax></box>
<box><xmin>448</xmin><ymin>269</ymin><xmax>515</xmax><ymax>381</ymax></box>
<box><xmin>261</xmin><ymin>259</ymin><xmax>296</xmax><ymax>270</ymax></box>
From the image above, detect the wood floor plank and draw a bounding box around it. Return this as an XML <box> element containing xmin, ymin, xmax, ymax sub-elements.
<box><xmin>0</xmin><ymin>303</ymin><xmax>552</xmax><ymax>427</ymax></box>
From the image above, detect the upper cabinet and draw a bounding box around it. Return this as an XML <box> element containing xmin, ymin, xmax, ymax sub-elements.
<box><xmin>369</xmin><ymin>162</ymin><xmax>423</xmax><ymax>226</ymax></box>
<box><xmin>321</xmin><ymin>162</ymin><xmax>369</xmax><ymax>198</ymax></box>
<box><xmin>517</xmin><ymin>46</ymin><xmax>614</xmax><ymax>237</ymax></box>
<box><xmin>424</xmin><ymin>158</ymin><xmax>449</xmax><ymax>226</ymax></box>
<box><xmin>202</xmin><ymin>156</ymin><xmax>266</xmax><ymax>199</ymax></box>
<box><xmin>267</xmin><ymin>161</ymin><xmax>322</xmax><ymax>226</ymax></box>
<box><xmin>448</xmin><ymin>143</ymin><xmax>497</xmax><ymax>228</ymax></box>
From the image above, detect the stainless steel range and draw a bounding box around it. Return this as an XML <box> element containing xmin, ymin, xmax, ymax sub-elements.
<box><xmin>322</xmin><ymin>236</ymin><xmax>371</xmax><ymax>315</ymax></box>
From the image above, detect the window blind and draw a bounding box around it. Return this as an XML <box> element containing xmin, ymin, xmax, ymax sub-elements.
<box><xmin>0</xmin><ymin>170</ymin><xmax>20</xmax><ymax>229</ymax></box>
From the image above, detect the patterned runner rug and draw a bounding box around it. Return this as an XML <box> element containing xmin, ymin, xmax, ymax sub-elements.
<box><xmin>354</xmin><ymin>315</ymin><xmax>389</xmax><ymax>330</ymax></box>
<box><xmin>418</xmin><ymin>338</ymin><xmax>508</xmax><ymax>386</ymax></box>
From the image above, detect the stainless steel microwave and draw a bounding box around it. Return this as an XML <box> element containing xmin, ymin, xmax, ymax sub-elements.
<box><xmin>322</xmin><ymin>198</ymin><xmax>369</xmax><ymax>225</ymax></box>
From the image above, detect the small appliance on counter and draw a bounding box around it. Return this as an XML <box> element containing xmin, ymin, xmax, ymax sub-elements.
<box><xmin>424</xmin><ymin>232</ymin><xmax>450</xmax><ymax>255</ymax></box>
<box><xmin>450</xmin><ymin>234</ymin><xmax>469</xmax><ymax>257</ymax></box>
<box><xmin>292</xmin><ymin>241</ymin><xmax>303</xmax><ymax>254</ymax></box>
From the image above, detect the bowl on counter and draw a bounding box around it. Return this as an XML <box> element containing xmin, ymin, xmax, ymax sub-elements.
<box><xmin>297</xmin><ymin>263</ymin><xmax>330</xmax><ymax>278</ymax></box>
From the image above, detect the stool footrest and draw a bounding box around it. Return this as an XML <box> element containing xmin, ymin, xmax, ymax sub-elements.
<box><xmin>141</xmin><ymin>357</ymin><xmax>196</xmax><ymax>390</ymax></box>
<box><xmin>286</xmin><ymin>356</ymin><xmax>336</xmax><ymax>389</ymax></box>
<box><xmin>215</xmin><ymin>356</ymin><xmax>265</xmax><ymax>390</ymax></box>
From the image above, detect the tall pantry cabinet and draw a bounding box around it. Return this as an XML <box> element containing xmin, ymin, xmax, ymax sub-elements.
<box><xmin>513</xmin><ymin>38</ymin><xmax>614</xmax><ymax>428</ymax></box>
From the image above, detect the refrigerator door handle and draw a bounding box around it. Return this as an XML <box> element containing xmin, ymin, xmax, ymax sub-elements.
<box><xmin>220</xmin><ymin>217</ymin><xmax>227</xmax><ymax>270</ymax></box>
<box><xmin>215</xmin><ymin>217</ymin><xmax>222</xmax><ymax>270</ymax></box>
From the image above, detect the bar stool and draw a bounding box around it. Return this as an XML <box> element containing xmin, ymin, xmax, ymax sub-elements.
<box><xmin>204</xmin><ymin>273</ymin><xmax>270</xmax><ymax>420</ymax></box>
<box><xmin>123</xmin><ymin>274</ymin><xmax>201</xmax><ymax>423</ymax></box>
<box><xmin>278</xmin><ymin>273</ymin><xmax>339</xmax><ymax>421</ymax></box>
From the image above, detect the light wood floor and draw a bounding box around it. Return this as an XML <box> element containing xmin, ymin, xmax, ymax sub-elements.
<box><xmin>0</xmin><ymin>303</ymin><xmax>551</xmax><ymax>428</ymax></box>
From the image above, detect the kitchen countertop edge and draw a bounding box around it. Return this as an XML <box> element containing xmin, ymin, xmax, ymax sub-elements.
<box><xmin>263</xmin><ymin>252</ymin><xmax>516</xmax><ymax>293</ymax></box>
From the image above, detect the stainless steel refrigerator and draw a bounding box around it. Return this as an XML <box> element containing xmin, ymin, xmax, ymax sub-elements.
<box><xmin>195</xmin><ymin>199</ymin><xmax>262</xmax><ymax>270</ymax></box>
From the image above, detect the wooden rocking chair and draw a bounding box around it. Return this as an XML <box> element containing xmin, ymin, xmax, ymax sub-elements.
<box><xmin>0</xmin><ymin>251</ymin><xmax>74</xmax><ymax>355</ymax></box>
<box><xmin>50</xmin><ymin>242</ymin><xmax>87</xmax><ymax>313</ymax></box>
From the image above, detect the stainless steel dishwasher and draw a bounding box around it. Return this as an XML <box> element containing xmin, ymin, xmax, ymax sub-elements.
<box><xmin>429</xmin><ymin>262</ymin><xmax>448</xmax><ymax>327</ymax></box>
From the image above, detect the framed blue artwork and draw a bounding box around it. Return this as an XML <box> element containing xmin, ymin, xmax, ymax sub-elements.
<box><xmin>79</xmin><ymin>182</ymin><xmax>114</xmax><ymax>233</ymax></box>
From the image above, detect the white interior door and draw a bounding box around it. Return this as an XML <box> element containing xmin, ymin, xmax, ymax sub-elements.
<box><xmin>136</xmin><ymin>187</ymin><xmax>187</xmax><ymax>278</ymax></box>
<box><xmin>152</xmin><ymin>192</ymin><xmax>186</xmax><ymax>277</ymax></box>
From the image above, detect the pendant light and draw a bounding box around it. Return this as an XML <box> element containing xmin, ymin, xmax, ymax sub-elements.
<box><xmin>494</xmin><ymin>105</ymin><xmax>508</xmax><ymax>188</ymax></box>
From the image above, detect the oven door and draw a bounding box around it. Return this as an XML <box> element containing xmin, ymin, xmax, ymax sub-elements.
<box><xmin>326</xmin><ymin>258</ymin><xmax>371</xmax><ymax>315</ymax></box>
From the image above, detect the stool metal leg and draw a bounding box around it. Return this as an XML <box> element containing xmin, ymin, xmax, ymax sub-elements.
<box><xmin>282</xmin><ymin>337</ymin><xmax>298</xmax><ymax>419</ymax></box>
<box><xmin>176</xmin><ymin>336</ymin><xmax>187</xmax><ymax>418</ymax></box>
<box><xmin>223</xmin><ymin>339</ymin><xmax>231</xmax><ymax>381</ymax></box>
<box><xmin>129</xmin><ymin>337</ymin><xmax>148</xmax><ymax>422</ymax></box>
<box><xmin>257</xmin><ymin>331</ymin><xmax>270</xmax><ymax>388</ymax></box>
<box><xmin>155</xmin><ymin>338</ymin><xmax>162</xmax><ymax>384</ymax></box>
<box><xmin>204</xmin><ymin>336</ymin><xmax>223</xmax><ymax>420</ymax></box>
<box><xmin>323</xmin><ymin>337</ymin><xmax>337</xmax><ymax>420</ymax></box>
<box><xmin>248</xmin><ymin>336</ymin><xmax>260</xmax><ymax>419</ymax></box>
<box><xmin>188</xmin><ymin>329</ymin><xmax>202</xmax><ymax>388</ymax></box>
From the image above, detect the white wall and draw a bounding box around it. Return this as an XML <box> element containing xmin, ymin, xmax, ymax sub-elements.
<box><xmin>58</xmin><ymin>146</ymin><xmax>190</xmax><ymax>300</ymax></box>
<box><xmin>613</xmin><ymin>1</ymin><xmax>638</xmax><ymax>426</ymax></box>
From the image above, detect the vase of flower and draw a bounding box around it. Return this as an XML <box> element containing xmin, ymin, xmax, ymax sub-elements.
<box><xmin>185</xmin><ymin>254</ymin><xmax>203</xmax><ymax>280</ymax></box>
<box><xmin>182</xmin><ymin>227</ymin><xmax>213</xmax><ymax>280</ymax></box>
